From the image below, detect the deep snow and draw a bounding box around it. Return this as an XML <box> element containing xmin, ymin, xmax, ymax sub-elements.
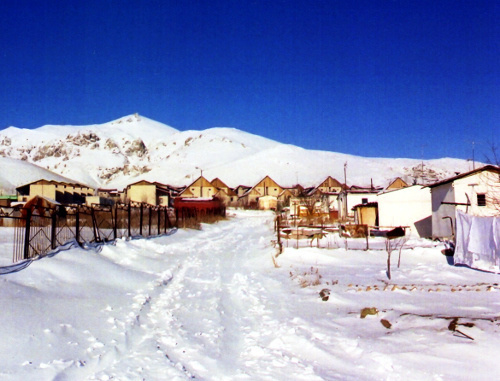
<box><xmin>1</xmin><ymin>210</ymin><xmax>499</xmax><ymax>380</ymax></box>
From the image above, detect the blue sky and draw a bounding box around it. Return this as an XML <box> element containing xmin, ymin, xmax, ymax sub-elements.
<box><xmin>0</xmin><ymin>0</ymin><xmax>497</xmax><ymax>160</ymax></box>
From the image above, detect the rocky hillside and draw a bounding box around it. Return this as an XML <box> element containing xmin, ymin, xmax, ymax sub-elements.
<box><xmin>0</xmin><ymin>114</ymin><xmax>474</xmax><ymax>191</ymax></box>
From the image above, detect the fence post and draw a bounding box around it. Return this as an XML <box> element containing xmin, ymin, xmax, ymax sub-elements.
<box><xmin>91</xmin><ymin>207</ymin><xmax>99</xmax><ymax>242</ymax></box>
<box><xmin>158</xmin><ymin>208</ymin><xmax>161</xmax><ymax>235</ymax></box>
<box><xmin>75</xmin><ymin>208</ymin><xmax>80</xmax><ymax>245</ymax></box>
<box><xmin>51</xmin><ymin>211</ymin><xmax>57</xmax><ymax>250</ymax></box>
<box><xmin>113</xmin><ymin>204</ymin><xmax>118</xmax><ymax>240</ymax></box>
<box><xmin>276</xmin><ymin>215</ymin><xmax>283</xmax><ymax>255</ymax></box>
<box><xmin>148</xmin><ymin>206</ymin><xmax>152</xmax><ymax>237</ymax></box>
<box><xmin>23</xmin><ymin>208</ymin><xmax>32</xmax><ymax>260</ymax></box>
<box><xmin>164</xmin><ymin>206</ymin><xmax>170</xmax><ymax>233</ymax></box>
<box><xmin>139</xmin><ymin>204</ymin><xmax>143</xmax><ymax>236</ymax></box>
<box><xmin>128</xmin><ymin>203</ymin><xmax>131</xmax><ymax>237</ymax></box>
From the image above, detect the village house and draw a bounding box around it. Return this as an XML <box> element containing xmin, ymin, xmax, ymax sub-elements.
<box><xmin>238</xmin><ymin>176</ymin><xmax>284</xmax><ymax>210</ymax></box>
<box><xmin>316</xmin><ymin>176</ymin><xmax>344</xmax><ymax>193</ymax></box>
<box><xmin>178</xmin><ymin>176</ymin><xmax>218</xmax><ymax>199</ymax></box>
<box><xmin>278</xmin><ymin>188</ymin><xmax>295</xmax><ymax>208</ymax></box>
<box><xmin>427</xmin><ymin>165</ymin><xmax>500</xmax><ymax>239</ymax></box>
<box><xmin>352</xmin><ymin>202</ymin><xmax>378</xmax><ymax>226</ymax></box>
<box><xmin>0</xmin><ymin>195</ymin><xmax>18</xmax><ymax>207</ymax></box>
<box><xmin>337</xmin><ymin>185</ymin><xmax>381</xmax><ymax>221</ymax></box>
<box><xmin>238</xmin><ymin>187</ymin><xmax>261</xmax><ymax>208</ymax></box>
<box><xmin>234</xmin><ymin>185</ymin><xmax>251</xmax><ymax>197</ymax></box>
<box><xmin>287</xmin><ymin>177</ymin><xmax>344</xmax><ymax>221</ymax></box>
<box><xmin>377</xmin><ymin>185</ymin><xmax>432</xmax><ymax>238</ymax></box>
<box><xmin>289</xmin><ymin>188</ymin><xmax>323</xmax><ymax>219</ymax></box>
<box><xmin>16</xmin><ymin>179</ymin><xmax>94</xmax><ymax>204</ymax></box>
<box><xmin>210</xmin><ymin>178</ymin><xmax>238</xmax><ymax>206</ymax></box>
<box><xmin>84</xmin><ymin>188</ymin><xmax>125</xmax><ymax>206</ymax></box>
<box><xmin>385</xmin><ymin>177</ymin><xmax>409</xmax><ymax>190</ymax></box>
<box><xmin>96</xmin><ymin>188</ymin><xmax>123</xmax><ymax>203</ymax></box>
<box><xmin>124</xmin><ymin>180</ymin><xmax>173</xmax><ymax>206</ymax></box>
<box><xmin>315</xmin><ymin>176</ymin><xmax>344</xmax><ymax>217</ymax></box>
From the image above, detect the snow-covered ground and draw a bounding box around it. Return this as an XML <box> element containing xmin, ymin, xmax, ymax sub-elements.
<box><xmin>1</xmin><ymin>210</ymin><xmax>499</xmax><ymax>380</ymax></box>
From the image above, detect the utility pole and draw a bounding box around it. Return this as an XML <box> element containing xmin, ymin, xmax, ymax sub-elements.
<box><xmin>472</xmin><ymin>141</ymin><xmax>476</xmax><ymax>170</ymax></box>
<box><xmin>343</xmin><ymin>162</ymin><xmax>348</xmax><ymax>221</ymax></box>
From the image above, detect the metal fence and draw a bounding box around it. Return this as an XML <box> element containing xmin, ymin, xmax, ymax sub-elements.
<box><xmin>274</xmin><ymin>215</ymin><xmax>406</xmax><ymax>253</ymax></box>
<box><xmin>0</xmin><ymin>202</ymin><xmax>176</xmax><ymax>264</ymax></box>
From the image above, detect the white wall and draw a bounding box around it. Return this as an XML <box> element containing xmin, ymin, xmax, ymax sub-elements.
<box><xmin>378</xmin><ymin>185</ymin><xmax>432</xmax><ymax>238</ymax></box>
<box><xmin>338</xmin><ymin>192</ymin><xmax>378</xmax><ymax>219</ymax></box>
<box><xmin>431</xmin><ymin>169</ymin><xmax>500</xmax><ymax>239</ymax></box>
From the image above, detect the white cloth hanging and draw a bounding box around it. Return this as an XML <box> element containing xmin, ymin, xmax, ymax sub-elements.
<box><xmin>454</xmin><ymin>210</ymin><xmax>500</xmax><ymax>272</ymax></box>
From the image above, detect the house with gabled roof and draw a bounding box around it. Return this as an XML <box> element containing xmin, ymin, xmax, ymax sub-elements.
<box><xmin>253</xmin><ymin>176</ymin><xmax>284</xmax><ymax>198</ymax></box>
<box><xmin>427</xmin><ymin>165</ymin><xmax>500</xmax><ymax>239</ymax></box>
<box><xmin>238</xmin><ymin>187</ymin><xmax>262</xmax><ymax>208</ymax></box>
<box><xmin>16</xmin><ymin>179</ymin><xmax>94</xmax><ymax>204</ymax></box>
<box><xmin>211</xmin><ymin>178</ymin><xmax>238</xmax><ymax>206</ymax></box>
<box><xmin>124</xmin><ymin>180</ymin><xmax>172</xmax><ymax>206</ymax></box>
<box><xmin>316</xmin><ymin>176</ymin><xmax>343</xmax><ymax>194</ymax></box>
<box><xmin>179</xmin><ymin>176</ymin><xmax>217</xmax><ymax>199</ymax></box>
<box><xmin>234</xmin><ymin>185</ymin><xmax>251</xmax><ymax>198</ymax></box>
<box><xmin>338</xmin><ymin>185</ymin><xmax>382</xmax><ymax>221</ymax></box>
<box><xmin>238</xmin><ymin>175</ymin><xmax>284</xmax><ymax>210</ymax></box>
<box><xmin>386</xmin><ymin>177</ymin><xmax>409</xmax><ymax>191</ymax></box>
<box><xmin>278</xmin><ymin>188</ymin><xmax>295</xmax><ymax>207</ymax></box>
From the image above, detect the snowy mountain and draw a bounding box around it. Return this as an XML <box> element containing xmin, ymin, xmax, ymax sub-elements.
<box><xmin>0</xmin><ymin>157</ymin><xmax>90</xmax><ymax>195</ymax></box>
<box><xmin>0</xmin><ymin>113</ymin><xmax>474</xmax><ymax>192</ymax></box>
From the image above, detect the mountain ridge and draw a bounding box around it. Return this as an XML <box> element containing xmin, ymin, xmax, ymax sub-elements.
<box><xmin>0</xmin><ymin>114</ymin><xmax>474</xmax><ymax>193</ymax></box>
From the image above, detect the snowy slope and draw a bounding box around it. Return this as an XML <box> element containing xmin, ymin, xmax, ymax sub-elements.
<box><xmin>0</xmin><ymin>113</ymin><xmax>474</xmax><ymax>191</ymax></box>
<box><xmin>0</xmin><ymin>157</ymin><xmax>95</xmax><ymax>194</ymax></box>
<box><xmin>1</xmin><ymin>210</ymin><xmax>499</xmax><ymax>380</ymax></box>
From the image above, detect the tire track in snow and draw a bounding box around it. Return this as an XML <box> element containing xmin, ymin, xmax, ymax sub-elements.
<box><xmin>146</xmin><ymin>213</ymin><xmax>326</xmax><ymax>380</ymax></box>
<box><xmin>61</xmin><ymin>211</ymin><xmax>332</xmax><ymax>380</ymax></box>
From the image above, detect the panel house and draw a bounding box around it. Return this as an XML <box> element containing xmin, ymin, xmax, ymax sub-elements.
<box><xmin>428</xmin><ymin>165</ymin><xmax>500</xmax><ymax>239</ymax></box>
<box><xmin>16</xmin><ymin>179</ymin><xmax>94</xmax><ymax>204</ymax></box>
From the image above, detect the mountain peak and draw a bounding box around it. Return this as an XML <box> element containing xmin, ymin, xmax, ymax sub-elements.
<box><xmin>0</xmin><ymin>115</ymin><xmax>474</xmax><ymax>192</ymax></box>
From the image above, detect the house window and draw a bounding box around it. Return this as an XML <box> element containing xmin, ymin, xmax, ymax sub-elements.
<box><xmin>362</xmin><ymin>198</ymin><xmax>368</xmax><ymax>204</ymax></box>
<box><xmin>477</xmin><ymin>194</ymin><xmax>486</xmax><ymax>207</ymax></box>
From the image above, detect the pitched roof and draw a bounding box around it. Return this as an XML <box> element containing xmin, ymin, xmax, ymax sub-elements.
<box><xmin>211</xmin><ymin>178</ymin><xmax>230</xmax><ymax>189</ymax></box>
<box><xmin>185</xmin><ymin>176</ymin><xmax>215</xmax><ymax>189</ymax></box>
<box><xmin>318</xmin><ymin>176</ymin><xmax>343</xmax><ymax>188</ymax></box>
<box><xmin>386</xmin><ymin>177</ymin><xmax>409</xmax><ymax>190</ymax></box>
<box><xmin>16</xmin><ymin>178</ymin><xmax>93</xmax><ymax>190</ymax></box>
<box><xmin>253</xmin><ymin>175</ymin><xmax>283</xmax><ymax>189</ymax></box>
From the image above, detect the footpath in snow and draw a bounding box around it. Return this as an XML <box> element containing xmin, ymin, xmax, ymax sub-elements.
<box><xmin>1</xmin><ymin>209</ymin><xmax>500</xmax><ymax>380</ymax></box>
